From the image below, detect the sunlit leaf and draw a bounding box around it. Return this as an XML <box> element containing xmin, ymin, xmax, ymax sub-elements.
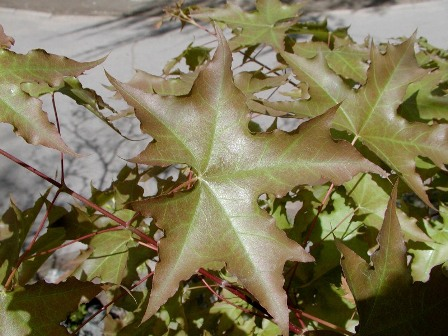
<box><xmin>192</xmin><ymin>0</ymin><xmax>303</xmax><ymax>51</ymax></box>
<box><xmin>109</xmin><ymin>29</ymin><xmax>383</xmax><ymax>334</ymax></box>
<box><xmin>0</xmin><ymin>48</ymin><xmax>104</xmax><ymax>154</ymax></box>
<box><xmin>282</xmin><ymin>36</ymin><xmax>448</xmax><ymax>206</ymax></box>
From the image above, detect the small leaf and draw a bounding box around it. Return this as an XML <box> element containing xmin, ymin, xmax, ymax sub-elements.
<box><xmin>0</xmin><ymin>48</ymin><xmax>104</xmax><ymax>154</ymax></box>
<box><xmin>192</xmin><ymin>0</ymin><xmax>303</xmax><ymax>51</ymax></box>
<box><xmin>122</xmin><ymin>69</ymin><xmax>198</xmax><ymax>97</ymax></box>
<box><xmin>163</xmin><ymin>42</ymin><xmax>212</xmax><ymax>75</ymax></box>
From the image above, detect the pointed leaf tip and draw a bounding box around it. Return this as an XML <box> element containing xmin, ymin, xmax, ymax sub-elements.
<box><xmin>116</xmin><ymin>27</ymin><xmax>384</xmax><ymax>336</ymax></box>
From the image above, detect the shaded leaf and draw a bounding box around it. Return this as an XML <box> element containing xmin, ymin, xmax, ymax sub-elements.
<box><xmin>18</xmin><ymin>227</ymin><xmax>66</xmax><ymax>286</ymax></box>
<box><xmin>282</xmin><ymin>36</ymin><xmax>448</xmax><ymax>206</ymax></box>
<box><xmin>109</xmin><ymin>30</ymin><xmax>383</xmax><ymax>334</ymax></box>
<box><xmin>0</xmin><ymin>48</ymin><xmax>104</xmax><ymax>154</ymax></box>
<box><xmin>336</xmin><ymin>183</ymin><xmax>448</xmax><ymax>335</ymax></box>
<box><xmin>344</xmin><ymin>173</ymin><xmax>429</xmax><ymax>242</ymax></box>
<box><xmin>409</xmin><ymin>204</ymin><xmax>448</xmax><ymax>282</ymax></box>
<box><xmin>163</xmin><ymin>42</ymin><xmax>212</xmax><ymax>75</ymax></box>
<box><xmin>192</xmin><ymin>0</ymin><xmax>303</xmax><ymax>51</ymax></box>
<box><xmin>400</xmin><ymin>56</ymin><xmax>448</xmax><ymax>122</ymax></box>
<box><xmin>288</xmin><ymin>19</ymin><xmax>350</xmax><ymax>49</ymax></box>
<box><xmin>0</xmin><ymin>192</ymin><xmax>49</xmax><ymax>285</ymax></box>
<box><xmin>73</xmin><ymin>229</ymin><xmax>136</xmax><ymax>284</ymax></box>
<box><xmin>0</xmin><ymin>278</ymin><xmax>102</xmax><ymax>336</ymax></box>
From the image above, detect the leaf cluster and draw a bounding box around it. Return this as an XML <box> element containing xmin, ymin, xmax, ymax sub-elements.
<box><xmin>1</xmin><ymin>1</ymin><xmax>448</xmax><ymax>335</ymax></box>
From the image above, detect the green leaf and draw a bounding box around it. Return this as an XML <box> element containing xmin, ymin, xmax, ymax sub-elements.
<box><xmin>0</xmin><ymin>48</ymin><xmax>103</xmax><ymax>154</ymax></box>
<box><xmin>0</xmin><ymin>192</ymin><xmax>48</xmax><ymax>285</ymax></box>
<box><xmin>234</xmin><ymin>71</ymin><xmax>289</xmax><ymax>95</ymax></box>
<box><xmin>325</xmin><ymin>44</ymin><xmax>369</xmax><ymax>84</ymax></box>
<box><xmin>163</xmin><ymin>42</ymin><xmax>212</xmax><ymax>75</ymax></box>
<box><xmin>288</xmin><ymin>19</ymin><xmax>350</xmax><ymax>49</ymax></box>
<box><xmin>18</xmin><ymin>227</ymin><xmax>66</xmax><ymax>286</ymax></box>
<box><xmin>336</xmin><ymin>183</ymin><xmax>448</xmax><ymax>335</ymax></box>
<box><xmin>109</xmin><ymin>30</ymin><xmax>383</xmax><ymax>335</ymax></box>
<box><xmin>409</xmin><ymin>204</ymin><xmax>448</xmax><ymax>282</ymax></box>
<box><xmin>282</xmin><ymin>36</ymin><xmax>448</xmax><ymax>207</ymax></box>
<box><xmin>400</xmin><ymin>56</ymin><xmax>448</xmax><ymax>122</ymax></box>
<box><xmin>0</xmin><ymin>278</ymin><xmax>102</xmax><ymax>336</ymax></box>
<box><xmin>192</xmin><ymin>0</ymin><xmax>303</xmax><ymax>51</ymax></box>
<box><xmin>120</xmin><ymin>69</ymin><xmax>198</xmax><ymax>97</ymax></box>
<box><xmin>73</xmin><ymin>229</ymin><xmax>136</xmax><ymax>284</ymax></box>
<box><xmin>344</xmin><ymin>173</ymin><xmax>429</xmax><ymax>242</ymax></box>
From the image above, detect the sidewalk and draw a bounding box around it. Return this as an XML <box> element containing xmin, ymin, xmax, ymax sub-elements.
<box><xmin>0</xmin><ymin>0</ymin><xmax>447</xmax><ymax>212</ymax></box>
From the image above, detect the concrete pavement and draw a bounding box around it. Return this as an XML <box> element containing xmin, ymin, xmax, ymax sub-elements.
<box><xmin>0</xmin><ymin>0</ymin><xmax>447</xmax><ymax>212</ymax></box>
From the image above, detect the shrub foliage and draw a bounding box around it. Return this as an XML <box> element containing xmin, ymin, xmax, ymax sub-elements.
<box><xmin>0</xmin><ymin>0</ymin><xmax>447</xmax><ymax>335</ymax></box>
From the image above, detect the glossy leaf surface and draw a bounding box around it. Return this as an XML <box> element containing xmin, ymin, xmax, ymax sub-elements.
<box><xmin>110</xmin><ymin>30</ymin><xmax>383</xmax><ymax>334</ymax></box>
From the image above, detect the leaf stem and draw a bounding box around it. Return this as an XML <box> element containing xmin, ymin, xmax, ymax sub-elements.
<box><xmin>52</xmin><ymin>93</ymin><xmax>65</xmax><ymax>184</ymax></box>
<box><xmin>27</xmin><ymin>226</ymin><xmax>123</xmax><ymax>259</ymax></box>
<box><xmin>302</xmin><ymin>183</ymin><xmax>335</xmax><ymax>246</ymax></box>
<box><xmin>292</xmin><ymin>308</ymin><xmax>355</xmax><ymax>336</ymax></box>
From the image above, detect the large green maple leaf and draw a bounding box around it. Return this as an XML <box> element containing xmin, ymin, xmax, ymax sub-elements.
<box><xmin>0</xmin><ymin>48</ymin><xmax>103</xmax><ymax>154</ymax></box>
<box><xmin>336</xmin><ymin>184</ymin><xmax>448</xmax><ymax>335</ymax></box>
<box><xmin>281</xmin><ymin>37</ymin><xmax>448</xmax><ymax>206</ymax></box>
<box><xmin>108</xmin><ymin>30</ymin><xmax>383</xmax><ymax>334</ymax></box>
<box><xmin>192</xmin><ymin>0</ymin><xmax>303</xmax><ymax>51</ymax></box>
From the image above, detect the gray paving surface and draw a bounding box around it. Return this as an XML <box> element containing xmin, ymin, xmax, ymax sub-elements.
<box><xmin>0</xmin><ymin>0</ymin><xmax>447</xmax><ymax>213</ymax></box>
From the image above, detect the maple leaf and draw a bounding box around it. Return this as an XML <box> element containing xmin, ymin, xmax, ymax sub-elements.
<box><xmin>108</xmin><ymin>30</ymin><xmax>383</xmax><ymax>335</ymax></box>
<box><xmin>336</xmin><ymin>183</ymin><xmax>448</xmax><ymax>335</ymax></box>
<box><xmin>281</xmin><ymin>37</ymin><xmax>448</xmax><ymax>206</ymax></box>
<box><xmin>192</xmin><ymin>0</ymin><xmax>303</xmax><ymax>51</ymax></box>
<box><xmin>0</xmin><ymin>48</ymin><xmax>104</xmax><ymax>154</ymax></box>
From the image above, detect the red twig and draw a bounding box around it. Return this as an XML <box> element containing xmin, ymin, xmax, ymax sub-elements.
<box><xmin>0</xmin><ymin>149</ymin><xmax>157</xmax><ymax>248</ymax></box>
<box><xmin>201</xmin><ymin>278</ymin><xmax>257</xmax><ymax>316</ymax></box>
<box><xmin>27</xmin><ymin>226</ymin><xmax>123</xmax><ymax>259</ymax></box>
<box><xmin>52</xmin><ymin>93</ymin><xmax>65</xmax><ymax>184</ymax></box>
<box><xmin>292</xmin><ymin>307</ymin><xmax>355</xmax><ymax>336</ymax></box>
